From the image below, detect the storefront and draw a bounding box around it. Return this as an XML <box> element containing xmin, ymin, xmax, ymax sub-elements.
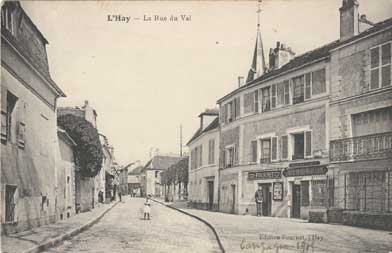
<box><xmin>283</xmin><ymin>161</ymin><xmax>329</xmax><ymax>220</ymax></box>
<box><xmin>245</xmin><ymin>169</ymin><xmax>286</xmax><ymax>217</ymax></box>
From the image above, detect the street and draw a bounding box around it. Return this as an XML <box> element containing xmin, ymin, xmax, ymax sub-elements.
<box><xmin>43</xmin><ymin>198</ymin><xmax>221</xmax><ymax>253</ymax></box>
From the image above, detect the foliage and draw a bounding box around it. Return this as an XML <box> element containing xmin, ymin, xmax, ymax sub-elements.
<box><xmin>58</xmin><ymin>114</ymin><xmax>103</xmax><ymax>178</ymax></box>
<box><xmin>160</xmin><ymin>157</ymin><xmax>189</xmax><ymax>186</ymax></box>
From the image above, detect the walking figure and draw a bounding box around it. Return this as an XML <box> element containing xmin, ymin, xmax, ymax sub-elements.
<box><xmin>118</xmin><ymin>191</ymin><xmax>122</xmax><ymax>202</ymax></box>
<box><xmin>255</xmin><ymin>185</ymin><xmax>263</xmax><ymax>216</ymax></box>
<box><xmin>144</xmin><ymin>197</ymin><xmax>151</xmax><ymax>220</ymax></box>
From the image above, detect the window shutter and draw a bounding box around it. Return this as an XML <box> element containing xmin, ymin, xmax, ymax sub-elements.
<box><xmin>211</xmin><ymin>139</ymin><xmax>215</xmax><ymax>164</ymax></box>
<box><xmin>271</xmin><ymin>84</ymin><xmax>277</xmax><ymax>109</ymax></box>
<box><xmin>305</xmin><ymin>131</ymin><xmax>312</xmax><ymax>158</ymax></box>
<box><xmin>305</xmin><ymin>73</ymin><xmax>311</xmax><ymax>99</ymax></box>
<box><xmin>234</xmin><ymin>144</ymin><xmax>239</xmax><ymax>165</ymax></box>
<box><xmin>18</xmin><ymin>101</ymin><xmax>26</xmax><ymax>148</ymax></box>
<box><xmin>251</xmin><ymin>140</ymin><xmax>257</xmax><ymax>163</ymax></box>
<box><xmin>224</xmin><ymin>104</ymin><xmax>228</xmax><ymax>123</ymax></box>
<box><xmin>1</xmin><ymin>89</ymin><xmax>7</xmax><ymax>142</ymax></box>
<box><xmin>222</xmin><ymin>149</ymin><xmax>226</xmax><ymax>168</ymax></box>
<box><xmin>271</xmin><ymin>136</ymin><xmax>278</xmax><ymax>161</ymax></box>
<box><xmin>220</xmin><ymin>105</ymin><xmax>225</xmax><ymax>124</ymax></box>
<box><xmin>254</xmin><ymin>90</ymin><xmax>259</xmax><ymax>113</ymax></box>
<box><xmin>199</xmin><ymin>145</ymin><xmax>203</xmax><ymax>167</ymax></box>
<box><xmin>281</xmin><ymin>135</ymin><xmax>288</xmax><ymax>160</ymax></box>
<box><xmin>284</xmin><ymin>81</ymin><xmax>290</xmax><ymax>105</ymax></box>
<box><xmin>235</xmin><ymin>97</ymin><xmax>240</xmax><ymax>118</ymax></box>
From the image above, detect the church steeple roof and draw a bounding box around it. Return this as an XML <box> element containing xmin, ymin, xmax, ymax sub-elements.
<box><xmin>246</xmin><ymin>0</ymin><xmax>267</xmax><ymax>83</ymax></box>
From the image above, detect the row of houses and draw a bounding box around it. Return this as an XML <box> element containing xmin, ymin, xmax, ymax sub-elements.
<box><xmin>187</xmin><ymin>0</ymin><xmax>392</xmax><ymax>230</ymax></box>
<box><xmin>1</xmin><ymin>2</ymin><xmax>120</xmax><ymax>234</ymax></box>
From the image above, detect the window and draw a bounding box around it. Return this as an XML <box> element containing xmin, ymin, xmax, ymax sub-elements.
<box><xmin>250</xmin><ymin>140</ymin><xmax>257</xmax><ymax>163</ymax></box>
<box><xmin>284</xmin><ymin>81</ymin><xmax>290</xmax><ymax>105</ymax></box>
<box><xmin>243</xmin><ymin>92</ymin><xmax>254</xmax><ymax>114</ymax></box>
<box><xmin>271</xmin><ymin>84</ymin><xmax>277</xmax><ymax>109</ymax></box>
<box><xmin>292</xmin><ymin>75</ymin><xmax>304</xmax><ymax>104</ymax></box>
<box><xmin>5</xmin><ymin>185</ymin><xmax>17</xmax><ymax>222</ymax></box>
<box><xmin>352</xmin><ymin>107</ymin><xmax>392</xmax><ymax>137</ymax></box>
<box><xmin>312</xmin><ymin>69</ymin><xmax>326</xmax><ymax>95</ymax></box>
<box><xmin>234</xmin><ymin>97</ymin><xmax>240</xmax><ymax>119</ymax></box>
<box><xmin>1</xmin><ymin>6</ymin><xmax>14</xmax><ymax>34</ymax></box>
<box><xmin>305</xmin><ymin>73</ymin><xmax>311</xmax><ymax>99</ymax></box>
<box><xmin>208</xmin><ymin>139</ymin><xmax>215</xmax><ymax>165</ymax></box>
<box><xmin>227</xmin><ymin>102</ymin><xmax>233</xmax><ymax>122</ymax></box>
<box><xmin>277</xmin><ymin>82</ymin><xmax>285</xmax><ymax>106</ymax></box>
<box><xmin>199</xmin><ymin>144</ymin><xmax>203</xmax><ymax>167</ymax></box>
<box><xmin>225</xmin><ymin>146</ymin><xmax>235</xmax><ymax>168</ymax></box>
<box><xmin>1</xmin><ymin>91</ymin><xmax>18</xmax><ymax>143</ymax></box>
<box><xmin>260</xmin><ymin>139</ymin><xmax>271</xmax><ymax>163</ymax></box>
<box><xmin>370</xmin><ymin>42</ymin><xmax>391</xmax><ymax>90</ymax></box>
<box><xmin>261</xmin><ymin>87</ymin><xmax>270</xmax><ymax>112</ymax></box>
<box><xmin>271</xmin><ymin>136</ymin><xmax>278</xmax><ymax>161</ymax></box>
<box><xmin>155</xmin><ymin>171</ymin><xmax>159</xmax><ymax>178</ymax></box>
<box><xmin>291</xmin><ymin>130</ymin><xmax>312</xmax><ymax>160</ymax></box>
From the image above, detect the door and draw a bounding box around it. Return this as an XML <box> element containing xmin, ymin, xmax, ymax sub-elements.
<box><xmin>292</xmin><ymin>184</ymin><xmax>301</xmax><ymax>218</ymax></box>
<box><xmin>261</xmin><ymin>184</ymin><xmax>272</xmax><ymax>216</ymax></box>
<box><xmin>231</xmin><ymin>184</ymin><xmax>236</xmax><ymax>214</ymax></box>
<box><xmin>208</xmin><ymin>181</ymin><xmax>214</xmax><ymax>210</ymax></box>
<box><xmin>5</xmin><ymin>185</ymin><xmax>16</xmax><ymax>222</ymax></box>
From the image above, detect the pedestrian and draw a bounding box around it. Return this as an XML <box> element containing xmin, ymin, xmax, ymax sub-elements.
<box><xmin>118</xmin><ymin>191</ymin><xmax>122</xmax><ymax>202</ymax></box>
<box><xmin>255</xmin><ymin>185</ymin><xmax>263</xmax><ymax>216</ymax></box>
<box><xmin>143</xmin><ymin>197</ymin><xmax>151</xmax><ymax>220</ymax></box>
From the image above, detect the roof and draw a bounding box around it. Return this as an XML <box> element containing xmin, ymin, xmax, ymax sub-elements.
<box><xmin>128</xmin><ymin>166</ymin><xmax>144</xmax><ymax>175</ymax></box>
<box><xmin>186</xmin><ymin>117</ymin><xmax>219</xmax><ymax>145</ymax></box>
<box><xmin>57</xmin><ymin>127</ymin><xmax>76</xmax><ymax>146</ymax></box>
<box><xmin>198</xmin><ymin>108</ymin><xmax>219</xmax><ymax>117</ymax></box>
<box><xmin>143</xmin><ymin>155</ymin><xmax>182</xmax><ymax>171</ymax></box>
<box><xmin>167</xmin><ymin>156</ymin><xmax>189</xmax><ymax>171</ymax></box>
<box><xmin>217</xmin><ymin>17</ymin><xmax>392</xmax><ymax>103</ymax></box>
<box><xmin>1</xmin><ymin>2</ymin><xmax>66</xmax><ymax>98</ymax></box>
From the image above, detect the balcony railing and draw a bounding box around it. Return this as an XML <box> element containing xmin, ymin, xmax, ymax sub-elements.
<box><xmin>330</xmin><ymin>131</ymin><xmax>392</xmax><ymax>162</ymax></box>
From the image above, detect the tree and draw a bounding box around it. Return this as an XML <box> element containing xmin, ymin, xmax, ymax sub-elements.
<box><xmin>58</xmin><ymin>114</ymin><xmax>103</xmax><ymax>178</ymax></box>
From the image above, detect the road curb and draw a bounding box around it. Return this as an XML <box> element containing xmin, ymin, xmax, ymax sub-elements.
<box><xmin>22</xmin><ymin>201</ymin><xmax>120</xmax><ymax>253</ymax></box>
<box><xmin>152</xmin><ymin>199</ymin><xmax>226</xmax><ymax>253</ymax></box>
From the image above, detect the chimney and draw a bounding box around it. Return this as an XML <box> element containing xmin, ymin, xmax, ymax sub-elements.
<box><xmin>84</xmin><ymin>100</ymin><xmax>89</xmax><ymax>106</ymax></box>
<box><xmin>269</xmin><ymin>41</ymin><xmax>295</xmax><ymax>70</ymax></box>
<box><xmin>238</xmin><ymin>76</ymin><xmax>244</xmax><ymax>87</ymax></box>
<box><xmin>339</xmin><ymin>0</ymin><xmax>359</xmax><ymax>41</ymax></box>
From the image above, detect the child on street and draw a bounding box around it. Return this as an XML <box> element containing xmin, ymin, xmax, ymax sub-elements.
<box><xmin>144</xmin><ymin>197</ymin><xmax>151</xmax><ymax>220</ymax></box>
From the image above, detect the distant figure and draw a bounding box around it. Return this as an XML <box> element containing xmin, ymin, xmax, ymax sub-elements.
<box><xmin>98</xmin><ymin>191</ymin><xmax>104</xmax><ymax>203</ymax></box>
<box><xmin>255</xmin><ymin>185</ymin><xmax>263</xmax><ymax>216</ymax></box>
<box><xmin>144</xmin><ymin>197</ymin><xmax>151</xmax><ymax>220</ymax></box>
<box><xmin>118</xmin><ymin>191</ymin><xmax>122</xmax><ymax>202</ymax></box>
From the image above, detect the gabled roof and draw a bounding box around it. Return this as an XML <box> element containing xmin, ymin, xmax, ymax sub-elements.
<box><xmin>128</xmin><ymin>165</ymin><xmax>144</xmax><ymax>175</ymax></box>
<box><xmin>217</xmin><ymin>17</ymin><xmax>392</xmax><ymax>104</ymax></box>
<box><xmin>186</xmin><ymin>117</ymin><xmax>219</xmax><ymax>146</ymax></box>
<box><xmin>143</xmin><ymin>155</ymin><xmax>182</xmax><ymax>171</ymax></box>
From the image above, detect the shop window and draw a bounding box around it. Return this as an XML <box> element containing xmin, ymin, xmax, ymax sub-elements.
<box><xmin>311</xmin><ymin>180</ymin><xmax>327</xmax><ymax>207</ymax></box>
<box><xmin>370</xmin><ymin>42</ymin><xmax>391</xmax><ymax>90</ymax></box>
<box><xmin>301</xmin><ymin>181</ymin><xmax>309</xmax><ymax>206</ymax></box>
<box><xmin>5</xmin><ymin>185</ymin><xmax>17</xmax><ymax>222</ymax></box>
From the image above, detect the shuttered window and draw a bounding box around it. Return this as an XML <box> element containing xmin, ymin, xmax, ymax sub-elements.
<box><xmin>235</xmin><ymin>97</ymin><xmax>240</xmax><ymax>119</ymax></box>
<box><xmin>370</xmin><ymin>42</ymin><xmax>391</xmax><ymax>89</ymax></box>
<box><xmin>251</xmin><ymin>140</ymin><xmax>257</xmax><ymax>163</ymax></box>
<box><xmin>305</xmin><ymin>131</ymin><xmax>312</xmax><ymax>158</ymax></box>
<box><xmin>271</xmin><ymin>136</ymin><xmax>278</xmax><ymax>161</ymax></box>
<box><xmin>243</xmin><ymin>92</ymin><xmax>254</xmax><ymax>114</ymax></box>
<box><xmin>277</xmin><ymin>82</ymin><xmax>285</xmax><ymax>106</ymax></box>
<box><xmin>312</xmin><ymin>69</ymin><xmax>326</xmax><ymax>95</ymax></box>
<box><xmin>261</xmin><ymin>87</ymin><xmax>270</xmax><ymax>112</ymax></box>
<box><xmin>18</xmin><ymin>100</ymin><xmax>26</xmax><ymax>148</ymax></box>
<box><xmin>281</xmin><ymin>135</ymin><xmax>288</xmax><ymax>160</ymax></box>
<box><xmin>199</xmin><ymin>144</ymin><xmax>203</xmax><ymax>167</ymax></box>
<box><xmin>254</xmin><ymin>90</ymin><xmax>259</xmax><ymax>113</ymax></box>
<box><xmin>284</xmin><ymin>80</ymin><xmax>290</xmax><ymax>105</ymax></box>
<box><xmin>208</xmin><ymin>139</ymin><xmax>215</xmax><ymax>165</ymax></box>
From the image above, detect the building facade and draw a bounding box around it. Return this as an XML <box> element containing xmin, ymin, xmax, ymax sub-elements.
<box><xmin>187</xmin><ymin>109</ymin><xmax>220</xmax><ymax>211</ymax></box>
<box><xmin>327</xmin><ymin>0</ymin><xmax>392</xmax><ymax>229</ymax></box>
<box><xmin>1</xmin><ymin>2</ymin><xmax>66</xmax><ymax>233</ymax></box>
<box><xmin>215</xmin><ymin>0</ymin><xmax>392</xmax><ymax>223</ymax></box>
<box><xmin>141</xmin><ymin>155</ymin><xmax>182</xmax><ymax>197</ymax></box>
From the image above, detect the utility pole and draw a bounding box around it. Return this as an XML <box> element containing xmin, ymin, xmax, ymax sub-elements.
<box><xmin>180</xmin><ymin>124</ymin><xmax>183</xmax><ymax>157</ymax></box>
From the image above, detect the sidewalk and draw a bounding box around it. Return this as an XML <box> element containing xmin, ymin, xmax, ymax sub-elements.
<box><xmin>157</xmin><ymin>199</ymin><xmax>392</xmax><ymax>253</ymax></box>
<box><xmin>1</xmin><ymin>201</ymin><xmax>119</xmax><ymax>253</ymax></box>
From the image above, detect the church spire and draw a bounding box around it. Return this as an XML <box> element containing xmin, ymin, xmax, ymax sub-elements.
<box><xmin>247</xmin><ymin>0</ymin><xmax>267</xmax><ymax>83</ymax></box>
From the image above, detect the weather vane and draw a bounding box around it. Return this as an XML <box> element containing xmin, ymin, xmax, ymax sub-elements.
<box><xmin>257</xmin><ymin>0</ymin><xmax>262</xmax><ymax>29</ymax></box>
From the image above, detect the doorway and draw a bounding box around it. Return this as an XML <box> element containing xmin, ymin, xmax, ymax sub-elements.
<box><xmin>207</xmin><ymin>181</ymin><xmax>214</xmax><ymax>210</ymax></box>
<box><xmin>292</xmin><ymin>183</ymin><xmax>301</xmax><ymax>218</ymax></box>
<box><xmin>259</xmin><ymin>183</ymin><xmax>272</xmax><ymax>216</ymax></box>
<box><xmin>231</xmin><ymin>184</ymin><xmax>236</xmax><ymax>214</ymax></box>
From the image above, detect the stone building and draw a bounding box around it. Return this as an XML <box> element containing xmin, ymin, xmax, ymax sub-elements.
<box><xmin>1</xmin><ymin>2</ymin><xmax>66</xmax><ymax>233</ymax></box>
<box><xmin>187</xmin><ymin>109</ymin><xmax>220</xmax><ymax>211</ymax></box>
<box><xmin>99</xmin><ymin>134</ymin><xmax>115</xmax><ymax>203</ymax></box>
<box><xmin>215</xmin><ymin>0</ymin><xmax>392</xmax><ymax>221</ymax></box>
<box><xmin>56</xmin><ymin>128</ymin><xmax>77</xmax><ymax>220</ymax></box>
<box><xmin>127</xmin><ymin>166</ymin><xmax>143</xmax><ymax>196</ymax></box>
<box><xmin>58</xmin><ymin>101</ymin><xmax>106</xmax><ymax>212</ymax></box>
<box><xmin>141</xmin><ymin>155</ymin><xmax>182</xmax><ymax>197</ymax></box>
<box><xmin>327</xmin><ymin>0</ymin><xmax>392</xmax><ymax>229</ymax></box>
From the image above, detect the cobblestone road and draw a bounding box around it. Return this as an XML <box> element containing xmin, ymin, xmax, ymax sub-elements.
<box><xmin>43</xmin><ymin>198</ymin><xmax>220</xmax><ymax>253</ymax></box>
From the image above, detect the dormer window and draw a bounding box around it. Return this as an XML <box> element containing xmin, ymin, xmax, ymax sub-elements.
<box><xmin>1</xmin><ymin>5</ymin><xmax>14</xmax><ymax>34</ymax></box>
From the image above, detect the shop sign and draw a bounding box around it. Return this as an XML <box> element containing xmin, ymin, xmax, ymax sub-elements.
<box><xmin>289</xmin><ymin>161</ymin><xmax>320</xmax><ymax>168</ymax></box>
<box><xmin>273</xmin><ymin>182</ymin><xmax>283</xmax><ymax>201</ymax></box>
<box><xmin>283</xmin><ymin>165</ymin><xmax>328</xmax><ymax>177</ymax></box>
<box><xmin>248</xmin><ymin>170</ymin><xmax>282</xmax><ymax>180</ymax></box>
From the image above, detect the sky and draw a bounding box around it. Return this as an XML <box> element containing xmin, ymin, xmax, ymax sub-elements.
<box><xmin>21</xmin><ymin>0</ymin><xmax>392</xmax><ymax>166</ymax></box>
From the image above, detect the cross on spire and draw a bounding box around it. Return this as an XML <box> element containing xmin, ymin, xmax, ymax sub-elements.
<box><xmin>257</xmin><ymin>0</ymin><xmax>262</xmax><ymax>29</ymax></box>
